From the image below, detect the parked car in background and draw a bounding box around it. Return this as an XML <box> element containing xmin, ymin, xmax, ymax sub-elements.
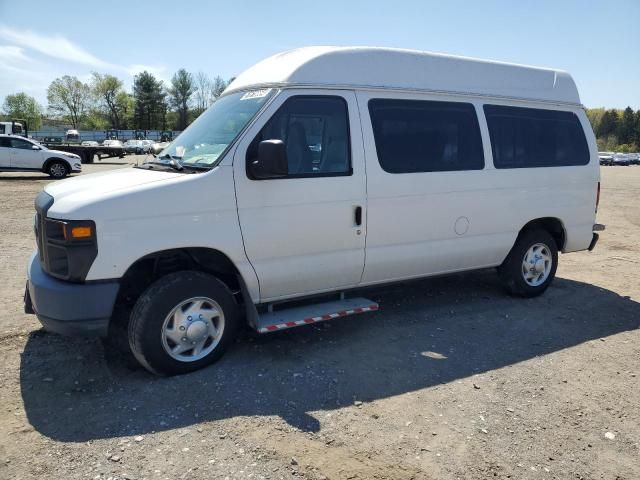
<box><xmin>102</xmin><ymin>139</ymin><xmax>125</xmax><ymax>155</ymax></box>
<box><xmin>124</xmin><ymin>140</ymin><xmax>155</xmax><ymax>154</ymax></box>
<box><xmin>124</xmin><ymin>139</ymin><xmax>141</xmax><ymax>154</ymax></box>
<box><xmin>81</xmin><ymin>141</ymin><xmax>99</xmax><ymax>147</ymax></box>
<box><xmin>151</xmin><ymin>141</ymin><xmax>171</xmax><ymax>155</ymax></box>
<box><xmin>598</xmin><ymin>152</ymin><xmax>614</xmax><ymax>165</ymax></box>
<box><xmin>65</xmin><ymin>130</ymin><xmax>81</xmax><ymax>142</ymax></box>
<box><xmin>629</xmin><ymin>153</ymin><xmax>640</xmax><ymax>165</ymax></box>
<box><xmin>141</xmin><ymin>140</ymin><xmax>155</xmax><ymax>153</ymax></box>
<box><xmin>612</xmin><ymin>153</ymin><xmax>632</xmax><ymax>166</ymax></box>
<box><xmin>0</xmin><ymin>134</ymin><xmax>81</xmax><ymax>178</ymax></box>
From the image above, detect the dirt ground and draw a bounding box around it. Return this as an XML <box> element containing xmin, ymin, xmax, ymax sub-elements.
<box><xmin>0</xmin><ymin>158</ymin><xmax>638</xmax><ymax>480</ymax></box>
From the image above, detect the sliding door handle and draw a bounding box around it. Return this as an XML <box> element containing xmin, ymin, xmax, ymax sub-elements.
<box><xmin>354</xmin><ymin>206</ymin><xmax>362</xmax><ymax>226</ymax></box>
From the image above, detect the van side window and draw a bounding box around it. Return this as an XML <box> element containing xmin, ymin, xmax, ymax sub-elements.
<box><xmin>368</xmin><ymin>99</ymin><xmax>484</xmax><ymax>173</ymax></box>
<box><xmin>484</xmin><ymin>105</ymin><xmax>590</xmax><ymax>168</ymax></box>
<box><xmin>247</xmin><ymin>96</ymin><xmax>351</xmax><ymax>178</ymax></box>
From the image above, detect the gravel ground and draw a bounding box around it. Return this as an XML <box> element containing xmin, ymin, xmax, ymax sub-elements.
<box><xmin>0</xmin><ymin>158</ymin><xmax>638</xmax><ymax>480</ymax></box>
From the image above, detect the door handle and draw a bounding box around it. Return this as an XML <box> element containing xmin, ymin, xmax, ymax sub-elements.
<box><xmin>354</xmin><ymin>206</ymin><xmax>362</xmax><ymax>226</ymax></box>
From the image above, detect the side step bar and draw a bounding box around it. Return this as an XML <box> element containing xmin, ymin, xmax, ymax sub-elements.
<box><xmin>255</xmin><ymin>297</ymin><xmax>379</xmax><ymax>334</ymax></box>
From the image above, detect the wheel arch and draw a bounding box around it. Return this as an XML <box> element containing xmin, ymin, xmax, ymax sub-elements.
<box><xmin>42</xmin><ymin>156</ymin><xmax>71</xmax><ymax>173</ymax></box>
<box><xmin>518</xmin><ymin>217</ymin><xmax>566</xmax><ymax>251</ymax></box>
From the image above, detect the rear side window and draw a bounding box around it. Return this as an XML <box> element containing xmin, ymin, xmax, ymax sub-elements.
<box><xmin>484</xmin><ymin>105</ymin><xmax>590</xmax><ymax>168</ymax></box>
<box><xmin>368</xmin><ymin>99</ymin><xmax>484</xmax><ymax>173</ymax></box>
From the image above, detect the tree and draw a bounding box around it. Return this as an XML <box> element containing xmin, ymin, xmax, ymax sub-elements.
<box><xmin>133</xmin><ymin>71</ymin><xmax>167</xmax><ymax>130</ymax></box>
<box><xmin>617</xmin><ymin>107</ymin><xmax>635</xmax><ymax>145</ymax></box>
<box><xmin>115</xmin><ymin>91</ymin><xmax>135</xmax><ymax>129</ymax></box>
<box><xmin>194</xmin><ymin>71</ymin><xmax>213</xmax><ymax>115</ymax></box>
<box><xmin>168</xmin><ymin>69</ymin><xmax>195</xmax><ymax>130</ymax></box>
<box><xmin>597</xmin><ymin>109</ymin><xmax>620</xmax><ymax>139</ymax></box>
<box><xmin>1</xmin><ymin>92</ymin><xmax>43</xmax><ymax>130</ymax></box>
<box><xmin>211</xmin><ymin>76</ymin><xmax>227</xmax><ymax>100</ymax></box>
<box><xmin>91</xmin><ymin>73</ymin><xmax>125</xmax><ymax>129</ymax></box>
<box><xmin>47</xmin><ymin>76</ymin><xmax>92</xmax><ymax>128</ymax></box>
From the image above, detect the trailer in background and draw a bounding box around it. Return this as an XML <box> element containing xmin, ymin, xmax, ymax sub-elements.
<box><xmin>40</xmin><ymin>142</ymin><xmax>125</xmax><ymax>164</ymax></box>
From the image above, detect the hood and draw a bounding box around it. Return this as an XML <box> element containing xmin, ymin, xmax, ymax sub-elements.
<box><xmin>45</xmin><ymin>167</ymin><xmax>184</xmax><ymax>218</ymax></box>
<box><xmin>47</xmin><ymin>149</ymin><xmax>81</xmax><ymax>158</ymax></box>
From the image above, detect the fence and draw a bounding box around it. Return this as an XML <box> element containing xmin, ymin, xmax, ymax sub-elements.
<box><xmin>29</xmin><ymin>129</ymin><xmax>182</xmax><ymax>142</ymax></box>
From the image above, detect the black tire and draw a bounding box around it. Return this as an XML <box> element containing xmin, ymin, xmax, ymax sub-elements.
<box><xmin>47</xmin><ymin>160</ymin><xmax>69</xmax><ymax>179</ymax></box>
<box><xmin>128</xmin><ymin>271</ymin><xmax>240</xmax><ymax>376</ymax></box>
<box><xmin>498</xmin><ymin>228</ymin><xmax>558</xmax><ymax>298</ymax></box>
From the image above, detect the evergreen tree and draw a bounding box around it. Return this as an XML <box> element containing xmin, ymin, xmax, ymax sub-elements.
<box><xmin>133</xmin><ymin>71</ymin><xmax>167</xmax><ymax>130</ymax></box>
<box><xmin>168</xmin><ymin>69</ymin><xmax>195</xmax><ymax>130</ymax></box>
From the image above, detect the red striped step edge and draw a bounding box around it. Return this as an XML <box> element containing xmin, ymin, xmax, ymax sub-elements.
<box><xmin>258</xmin><ymin>304</ymin><xmax>379</xmax><ymax>333</ymax></box>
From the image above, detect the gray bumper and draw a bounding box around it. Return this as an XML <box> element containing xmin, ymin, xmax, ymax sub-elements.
<box><xmin>26</xmin><ymin>252</ymin><xmax>119</xmax><ymax>336</ymax></box>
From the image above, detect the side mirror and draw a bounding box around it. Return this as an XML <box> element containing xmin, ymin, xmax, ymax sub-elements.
<box><xmin>31</xmin><ymin>145</ymin><xmax>40</xmax><ymax>150</ymax></box>
<box><xmin>249</xmin><ymin>140</ymin><xmax>288</xmax><ymax>179</ymax></box>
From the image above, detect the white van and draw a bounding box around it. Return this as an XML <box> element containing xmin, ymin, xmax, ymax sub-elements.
<box><xmin>25</xmin><ymin>47</ymin><xmax>602</xmax><ymax>375</ymax></box>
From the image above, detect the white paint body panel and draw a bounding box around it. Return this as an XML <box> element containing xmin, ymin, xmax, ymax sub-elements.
<box><xmin>37</xmin><ymin>47</ymin><xmax>599</xmax><ymax>306</ymax></box>
<box><xmin>227</xmin><ymin>46</ymin><xmax>580</xmax><ymax>105</ymax></box>
<box><xmin>45</xmin><ymin>166</ymin><xmax>261</xmax><ymax>301</ymax></box>
<box><xmin>233</xmin><ymin>89</ymin><xmax>367</xmax><ymax>301</ymax></box>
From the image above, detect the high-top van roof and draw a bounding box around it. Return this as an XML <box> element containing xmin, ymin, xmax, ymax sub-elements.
<box><xmin>226</xmin><ymin>46</ymin><xmax>581</xmax><ymax>106</ymax></box>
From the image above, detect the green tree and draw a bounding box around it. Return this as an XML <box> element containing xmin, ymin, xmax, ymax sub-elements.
<box><xmin>115</xmin><ymin>91</ymin><xmax>135</xmax><ymax>129</ymax></box>
<box><xmin>617</xmin><ymin>107</ymin><xmax>635</xmax><ymax>145</ymax></box>
<box><xmin>47</xmin><ymin>76</ymin><xmax>92</xmax><ymax>128</ymax></box>
<box><xmin>1</xmin><ymin>92</ymin><xmax>43</xmax><ymax>130</ymax></box>
<box><xmin>168</xmin><ymin>69</ymin><xmax>195</xmax><ymax>130</ymax></box>
<box><xmin>133</xmin><ymin>71</ymin><xmax>167</xmax><ymax>130</ymax></box>
<box><xmin>597</xmin><ymin>109</ymin><xmax>620</xmax><ymax>138</ymax></box>
<box><xmin>91</xmin><ymin>73</ymin><xmax>125</xmax><ymax>129</ymax></box>
<box><xmin>585</xmin><ymin>108</ymin><xmax>605</xmax><ymax>134</ymax></box>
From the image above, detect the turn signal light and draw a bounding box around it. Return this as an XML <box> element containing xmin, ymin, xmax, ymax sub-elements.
<box><xmin>70</xmin><ymin>226</ymin><xmax>93</xmax><ymax>238</ymax></box>
<box><xmin>62</xmin><ymin>224</ymin><xmax>93</xmax><ymax>240</ymax></box>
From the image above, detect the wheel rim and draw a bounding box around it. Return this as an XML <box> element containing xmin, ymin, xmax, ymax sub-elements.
<box><xmin>50</xmin><ymin>163</ymin><xmax>66</xmax><ymax>177</ymax></box>
<box><xmin>161</xmin><ymin>296</ymin><xmax>225</xmax><ymax>362</ymax></box>
<box><xmin>521</xmin><ymin>243</ymin><xmax>552</xmax><ymax>287</ymax></box>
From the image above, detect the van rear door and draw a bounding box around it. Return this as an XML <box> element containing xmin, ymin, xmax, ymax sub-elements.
<box><xmin>233</xmin><ymin>89</ymin><xmax>366</xmax><ymax>302</ymax></box>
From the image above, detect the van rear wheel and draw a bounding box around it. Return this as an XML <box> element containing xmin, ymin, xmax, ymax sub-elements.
<box><xmin>128</xmin><ymin>271</ymin><xmax>240</xmax><ymax>376</ymax></box>
<box><xmin>498</xmin><ymin>229</ymin><xmax>558</xmax><ymax>297</ymax></box>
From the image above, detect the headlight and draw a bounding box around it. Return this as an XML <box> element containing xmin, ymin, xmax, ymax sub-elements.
<box><xmin>40</xmin><ymin>219</ymin><xmax>97</xmax><ymax>281</ymax></box>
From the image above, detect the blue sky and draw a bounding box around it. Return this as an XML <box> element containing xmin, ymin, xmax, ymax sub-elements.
<box><xmin>0</xmin><ymin>0</ymin><xmax>638</xmax><ymax>109</ymax></box>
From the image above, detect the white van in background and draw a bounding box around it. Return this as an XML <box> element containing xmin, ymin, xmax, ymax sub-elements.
<box><xmin>25</xmin><ymin>47</ymin><xmax>602</xmax><ymax>375</ymax></box>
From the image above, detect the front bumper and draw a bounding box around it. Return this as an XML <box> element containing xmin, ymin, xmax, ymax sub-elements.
<box><xmin>25</xmin><ymin>252</ymin><xmax>119</xmax><ymax>336</ymax></box>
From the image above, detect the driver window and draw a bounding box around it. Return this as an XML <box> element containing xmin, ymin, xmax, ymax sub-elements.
<box><xmin>10</xmin><ymin>138</ymin><xmax>32</xmax><ymax>149</ymax></box>
<box><xmin>247</xmin><ymin>95</ymin><xmax>351</xmax><ymax>177</ymax></box>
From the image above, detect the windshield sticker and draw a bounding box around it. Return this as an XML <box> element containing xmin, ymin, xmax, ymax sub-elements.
<box><xmin>241</xmin><ymin>89</ymin><xmax>272</xmax><ymax>101</ymax></box>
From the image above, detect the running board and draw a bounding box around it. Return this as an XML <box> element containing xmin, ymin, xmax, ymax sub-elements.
<box><xmin>255</xmin><ymin>297</ymin><xmax>379</xmax><ymax>333</ymax></box>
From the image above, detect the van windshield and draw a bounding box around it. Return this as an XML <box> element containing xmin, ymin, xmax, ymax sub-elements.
<box><xmin>156</xmin><ymin>89</ymin><xmax>274</xmax><ymax>168</ymax></box>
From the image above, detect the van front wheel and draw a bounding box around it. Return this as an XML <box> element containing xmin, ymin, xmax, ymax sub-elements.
<box><xmin>128</xmin><ymin>271</ymin><xmax>240</xmax><ymax>376</ymax></box>
<box><xmin>498</xmin><ymin>229</ymin><xmax>558</xmax><ymax>297</ymax></box>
